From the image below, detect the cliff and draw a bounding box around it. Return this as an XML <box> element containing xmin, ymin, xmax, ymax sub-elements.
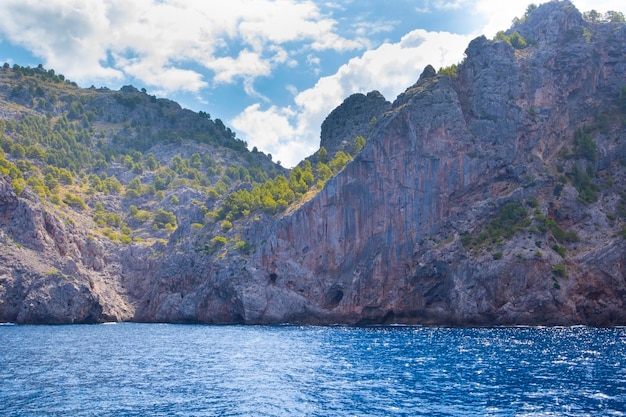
<box><xmin>134</xmin><ymin>1</ymin><xmax>626</xmax><ymax>326</ymax></box>
<box><xmin>1</xmin><ymin>1</ymin><xmax>626</xmax><ymax>325</ymax></box>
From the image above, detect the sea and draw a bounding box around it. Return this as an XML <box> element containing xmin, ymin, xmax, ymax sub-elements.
<box><xmin>0</xmin><ymin>323</ymin><xmax>624</xmax><ymax>416</ymax></box>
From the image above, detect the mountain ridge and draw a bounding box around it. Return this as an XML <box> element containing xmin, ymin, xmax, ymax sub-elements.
<box><xmin>1</xmin><ymin>0</ymin><xmax>625</xmax><ymax>325</ymax></box>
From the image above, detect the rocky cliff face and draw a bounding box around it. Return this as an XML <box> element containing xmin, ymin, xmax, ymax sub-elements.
<box><xmin>2</xmin><ymin>1</ymin><xmax>626</xmax><ymax>326</ymax></box>
<box><xmin>134</xmin><ymin>1</ymin><xmax>626</xmax><ymax>326</ymax></box>
<box><xmin>0</xmin><ymin>175</ymin><xmax>142</xmax><ymax>323</ymax></box>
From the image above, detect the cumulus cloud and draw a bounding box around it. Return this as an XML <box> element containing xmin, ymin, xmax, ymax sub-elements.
<box><xmin>0</xmin><ymin>0</ymin><xmax>365</xmax><ymax>94</ymax></box>
<box><xmin>0</xmin><ymin>0</ymin><xmax>123</xmax><ymax>84</ymax></box>
<box><xmin>231</xmin><ymin>104</ymin><xmax>297</xmax><ymax>151</ymax></box>
<box><xmin>474</xmin><ymin>0</ymin><xmax>534</xmax><ymax>37</ymax></box>
<box><xmin>232</xmin><ymin>29</ymin><xmax>472</xmax><ymax>167</ymax></box>
<box><xmin>573</xmin><ymin>0</ymin><xmax>626</xmax><ymax>14</ymax></box>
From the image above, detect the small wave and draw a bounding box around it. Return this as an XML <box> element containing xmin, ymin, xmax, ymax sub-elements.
<box><xmin>588</xmin><ymin>392</ymin><xmax>612</xmax><ymax>400</ymax></box>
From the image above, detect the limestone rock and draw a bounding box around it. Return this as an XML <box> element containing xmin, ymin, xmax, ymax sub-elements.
<box><xmin>155</xmin><ymin>0</ymin><xmax>625</xmax><ymax>326</ymax></box>
<box><xmin>319</xmin><ymin>91</ymin><xmax>390</xmax><ymax>156</ymax></box>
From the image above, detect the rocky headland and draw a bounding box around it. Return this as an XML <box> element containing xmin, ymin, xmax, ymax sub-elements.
<box><xmin>1</xmin><ymin>1</ymin><xmax>625</xmax><ymax>325</ymax></box>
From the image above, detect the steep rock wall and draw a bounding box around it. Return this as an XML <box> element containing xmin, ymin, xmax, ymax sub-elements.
<box><xmin>210</xmin><ymin>1</ymin><xmax>626</xmax><ymax>325</ymax></box>
<box><xmin>129</xmin><ymin>1</ymin><xmax>626</xmax><ymax>326</ymax></box>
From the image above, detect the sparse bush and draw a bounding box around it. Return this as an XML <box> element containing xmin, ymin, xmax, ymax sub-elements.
<box><xmin>536</xmin><ymin>214</ymin><xmax>579</xmax><ymax>244</ymax></box>
<box><xmin>494</xmin><ymin>30</ymin><xmax>529</xmax><ymax>49</ymax></box>
<box><xmin>570</xmin><ymin>163</ymin><xmax>599</xmax><ymax>204</ymax></box>
<box><xmin>63</xmin><ymin>193</ymin><xmax>86</xmax><ymax>210</ymax></box>
<box><xmin>234</xmin><ymin>240</ymin><xmax>250</xmax><ymax>254</ymax></box>
<box><xmin>552</xmin><ymin>245</ymin><xmax>567</xmax><ymax>258</ymax></box>
<box><xmin>210</xmin><ymin>235</ymin><xmax>227</xmax><ymax>247</ymax></box>
<box><xmin>552</xmin><ymin>263</ymin><xmax>567</xmax><ymax>278</ymax></box>
<box><xmin>437</xmin><ymin>64</ymin><xmax>458</xmax><ymax>77</ymax></box>
<box><xmin>572</xmin><ymin>129</ymin><xmax>596</xmax><ymax>162</ymax></box>
<box><xmin>153</xmin><ymin>209</ymin><xmax>177</xmax><ymax>230</ymax></box>
<box><xmin>221</xmin><ymin>219</ymin><xmax>233</xmax><ymax>230</ymax></box>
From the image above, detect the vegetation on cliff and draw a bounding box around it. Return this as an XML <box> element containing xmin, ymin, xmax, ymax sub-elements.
<box><xmin>1</xmin><ymin>1</ymin><xmax>625</xmax><ymax>326</ymax></box>
<box><xmin>0</xmin><ymin>63</ymin><xmax>368</xmax><ymax>249</ymax></box>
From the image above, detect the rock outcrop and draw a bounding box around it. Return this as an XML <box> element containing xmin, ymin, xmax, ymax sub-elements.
<box><xmin>319</xmin><ymin>91</ymin><xmax>390</xmax><ymax>156</ymax></box>
<box><xmin>135</xmin><ymin>0</ymin><xmax>626</xmax><ymax>326</ymax></box>
<box><xmin>0</xmin><ymin>175</ymin><xmax>136</xmax><ymax>323</ymax></box>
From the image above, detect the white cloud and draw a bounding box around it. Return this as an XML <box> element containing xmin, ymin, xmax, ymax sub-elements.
<box><xmin>231</xmin><ymin>29</ymin><xmax>472</xmax><ymax>167</ymax></box>
<box><xmin>286</xmin><ymin>85</ymin><xmax>299</xmax><ymax>96</ymax></box>
<box><xmin>231</xmin><ymin>104</ymin><xmax>297</xmax><ymax>150</ymax></box>
<box><xmin>353</xmin><ymin>20</ymin><xmax>397</xmax><ymax>37</ymax></box>
<box><xmin>0</xmin><ymin>0</ymin><xmax>366</xmax><ymax>95</ymax></box>
<box><xmin>208</xmin><ymin>50</ymin><xmax>272</xmax><ymax>84</ymax></box>
<box><xmin>432</xmin><ymin>0</ymin><xmax>468</xmax><ymax>11</ymax></box>
<box><xmin>0</xmin><ymin>0</ymin><xmax>124</xmax><ymax>85</ymax></box>
<box><xmin>572</xmin><ymin>0</ymin><xmax>626</xmax><ymax>14</ymax></box>
<box><xmin>474</xmin><ymin>0</ymin><xmax>536</xmax><ymax>37</ymax></box>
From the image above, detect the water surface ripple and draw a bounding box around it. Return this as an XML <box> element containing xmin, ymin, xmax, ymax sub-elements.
<box><xmin>1</xmin><ymin>324</ymin><xmax>624</xmax><ymax>416</ymax></box>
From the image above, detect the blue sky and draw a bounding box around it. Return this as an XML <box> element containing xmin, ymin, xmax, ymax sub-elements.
<box><xmin>0</xmin><ymin>0</ymin><xmax>624</xmax><ymax>166</ymax></box>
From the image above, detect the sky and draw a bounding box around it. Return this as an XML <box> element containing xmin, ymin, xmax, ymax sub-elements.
<box><xmin>0</xmin><ymin>1</ymin><xmax>624</xmax><ymax>167</ymax></box>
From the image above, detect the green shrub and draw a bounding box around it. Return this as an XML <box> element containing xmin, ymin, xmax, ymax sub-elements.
<box><xmin>234</xmin><ymin>240</ymin><xmax>250</xmax><ymax>254</ymax></box>
<box><xmin>494</xmin><ymin>30</ymin><xmax>529</xmax><ymax>49</ymax></box>
<box><xmin>131</xmin><ymin>208</ymin><xmax>151</xmax><ymax>224</ymax></box>
<box><xmin>552</xmin><ymin>263</ymin><xmax>567</xmax><ymax>278</ymax></box>
<box><xmin>526</xmin><ymin>197</ymin><xmax>539</xmax><ymax>208</ymax></box>
<box><xmin>572</xmin><ymin>129</ymin><xmax>596</xmax><ymax>162</ymax></box>
<box><xmin>221</xmin><ymin>219</ymin><xmax>233</xmax><ymax>230</ymax></box>
<box><xmin>153</xmin><ymin>209</ymin><xmax>177</xmax><ymax>229</ymax></box>
<box><xmin>63</xmin><ymin>193</ymin><xmax>86</xmax><ymax>210</ymax></box>
<box><xmin>437</xmin><ymin>64</ymin><xmax>458</xmax><ymax>77</ymax></box>
<box><xmin>536</xmin><ymin>214</ymin><xmax>579</xmax><ymax>244</ymax></box>
<box><xmin>94</xmin><ymin>211</ymin><xmax>125</xmax><ymax>228</ymax></box>
<box><xmin>570</xmin><ymin>163</ymin><xmax>599</xmax><ymax>204</ymax></box>
<box><xmin>210</xmin><ymin>235</ymin><xmax>227</xmax><ymax>246</ymax></box>
<box><xmin>552</xmin><ymin>245</ymin><xmax>567</xmax><ymax>258</ymax></box>
<box><xmin>460</xmin><ymin>201</ymin><xmax>530</xmax><ymax>250</ymax></box>
<box><xmin>354</xmin><ymin>135</ymin><xmax>366</xmax><ymax>153</ymax></box>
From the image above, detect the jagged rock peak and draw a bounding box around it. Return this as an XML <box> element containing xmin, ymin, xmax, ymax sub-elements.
<box><xmin>514</xmin><ymin>0</ymin><xmax>584</xmax><ymax>43</ymax></box>
<box><xmin>418</xmin><ymin>64</ymin><xmax>437</xmax><ymax>83</ymax></box>
<box><xmin>319</xmin><ymin>90</ymin><xmax>390</xmax><ymax>156</ymax></box>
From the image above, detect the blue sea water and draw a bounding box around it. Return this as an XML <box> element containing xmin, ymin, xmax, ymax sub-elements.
<box><xmin>0</xmin><ymin>324</ymin><xmax>624</xmax><ymax>416</ymax></box>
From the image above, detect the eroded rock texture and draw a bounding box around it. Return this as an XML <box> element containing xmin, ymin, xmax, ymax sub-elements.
<box><xmin>135</xmin><ymin>1</ymin><xmax>626</xmax><ymax>326</ymax></box>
